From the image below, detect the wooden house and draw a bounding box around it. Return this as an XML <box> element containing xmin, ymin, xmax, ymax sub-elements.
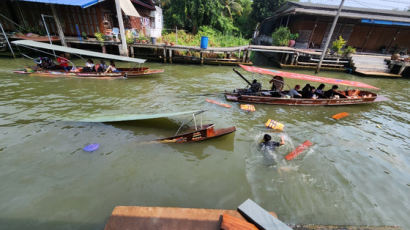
<box><xmin>0</xmin><ymin>0</ymin><xmax>162</xmax><ymax>54</ymax></box>
<box><xmin>255</xmin><ymin>2</ymin><xmax>410</xmax><ymax>54</ymax></box>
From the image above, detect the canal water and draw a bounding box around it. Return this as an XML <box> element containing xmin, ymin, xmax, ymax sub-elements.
<box><xmin>0</xmin><ymin>58</ymin><xmax>409</xmax><ymax>230</ymax></box>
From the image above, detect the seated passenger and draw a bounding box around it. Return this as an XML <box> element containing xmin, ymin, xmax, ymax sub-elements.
<box><xmin>97</xmin><ymin>60</ymin><xmax>107</xmax><ymax>72</ymax></box>
<box><xmin>249</xmin><ymin>79</ymin><xmax>261</xmax><ymax>93</ymax></box>
<box><xmin>315</xmin><ymin>83</ymin><xmax>325</xmax><ymax>98</ymax></box>
<box><xmin>260</xmin><ymin>134</ymin><xmax>285</xmax><ymax>150</ymax></box>
<box><xmin>301</xmin><ymin>84</ymin><xmax>313</xmax><ymax>98</ymax></box>
<box><xmin>288</xmin><ymin>85</ymin><xmax>302</xmax><ymax>98</ymax></box>
<box><xmin>105</xmin><ymin>60</ymin><xmax>120</xmax><ymax>73</ymax></box>
<box><xmin>57</xmin><ymin>54</ymin><xmax>69</xmax><ymax>71</ymax></box>
<box><xmin>324</xmin><ymin>85</ymin><xmax>339</xmax><ymax>98</ymax></box>
<box><xmin>82</xmin><ymin>59</ymin><xmax>95</xmax><ymax>72</ymax></box>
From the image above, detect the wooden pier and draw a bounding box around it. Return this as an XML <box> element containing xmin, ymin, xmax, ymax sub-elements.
<box><xmin>352</xmin><ymin>54</ymin><xmax>402</xmax><ymax>77</ymax></box>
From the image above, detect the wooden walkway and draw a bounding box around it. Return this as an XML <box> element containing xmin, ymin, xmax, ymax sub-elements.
<box><xmin>351</xmin><ymin>54</ymin><xmax>402</xmax><ymax>77</ymax></box>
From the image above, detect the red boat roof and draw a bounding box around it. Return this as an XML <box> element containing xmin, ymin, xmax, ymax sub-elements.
<box><xmin>239</xmin><ymin>65</ymin><xmax>380</xmax><ymax>90</ymax></box>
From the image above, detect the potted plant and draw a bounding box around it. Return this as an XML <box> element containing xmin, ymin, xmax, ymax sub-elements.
<box><xmin>331</xmin><ymin>36</ymin><xmax>346</xmax><ymax>57</ymax></box>
<box><xmin>288</xmin><ymin>33</ymin><xmax>299</xmax><ymax>47</ymax></box>
<box><xmin>271</xmin><ymin>26</ymin><xmax>299</xmax><ymax>47</ymax></box>
<box><xmin>343</xmin><ymin>46</ymin><xmax>356</xmax><ymax>58</ymax></box>
<box><xmin>81</xmin><ymin>32</ymin><xmax>88</xmax><ymax>40</ymax></box>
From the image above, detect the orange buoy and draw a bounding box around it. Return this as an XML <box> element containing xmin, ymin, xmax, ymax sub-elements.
<box><xmin>332</xmin><ymin>112</ymin><xmax>349</xmax><ymax>120</ymax></box>
<box><xmin>264</xmin><ymin>119</ymin><xmax>284</xmax><ymax>131</ymax></box>
<box><xmin>240</xmin><ymin>104</ymin><xmax>255</xmax><ymax>112</ymax></box>
<box><xmin>205</xmin><ymin>99</ymin><xmax>232</xmax><ymax>108</ymax></box>
<box><xmin>285</xmin><ymin>140</ymin><xmax>313</xmax><ymax>161</ymax></box>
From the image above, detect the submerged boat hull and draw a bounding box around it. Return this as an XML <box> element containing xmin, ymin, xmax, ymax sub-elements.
<box><xmin>225</xmin><ymin>90</ymin><xmax>378</xmax><ymax>106</ymax></box>
<box><xmin>157</xmin><ymin>124</ymin><xmax>236</xmax><ymax>143</ymax></box>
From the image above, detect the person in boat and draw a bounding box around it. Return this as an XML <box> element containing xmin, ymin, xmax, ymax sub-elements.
<box><xmin>311</xmin><ymin>86</ymin><xmax>318</xmax><ymax>99</ymax></box>
<box><xmin>97</xmin><ymin>60</ymin><xmax>107</xmax><ymax>73</ymax></box>
<box><xmin>260</xmin><ymin>134</ymin><xmax>285</xmax><ymax>150</ymax></box>
<box><xmin>315</xmin><ymin>84</ymin><xmax>326</xmax><ymax>98</ymax></box>
<box><xmin>269</xmin><ymin>76</ymin><xmax>284</xmax><ymax>97</ymax></box>
<box><xmin>324</xmin><ymin>85</ymin><xmax>347</xmax><ymax>99</ymax></box>
<box><xmin>249</xmin><ymin>79</ymin><xmax>262</xmax><ymax>93</ymax></box>
<box><xmin>287</xmin><ymin>85</ymin><xmax>302</xmax><ymax>98</ymax></box>
<box><xmin>82</xmin><ymin>59</ymin><xmax>96</xmax><ymax>72</ymax></box>
<box><xmin>105</xmin><ymin>60</ymin><xmax>120</xmax><ymax>73</ymax></box>
<box><xmin>56</xmin><ymin>54</ymin><xmax>69</xmax><ymax>71</ymax></box>
<box><xmin>301</xmin><ymin>84</ymin><xmax>313</xmax><ymax>98</ymax></box>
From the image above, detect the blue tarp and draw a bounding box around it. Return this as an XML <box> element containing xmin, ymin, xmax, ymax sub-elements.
<box><xmin>20</xmin><ymin>0</ymin><xmax>101</xmax><ymax>8</ymax></box>
<box><xmin>361</xmin><ymin>19</ymin><xmax>410</xmax><ymax>27</ymax></box>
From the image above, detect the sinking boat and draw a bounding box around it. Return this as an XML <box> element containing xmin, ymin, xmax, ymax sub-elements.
<box><xmin>71</xmin><ymin>110</ymin><xmax>235</xmax><ymax>143</ymax></box>
<box><xmin>225</xmin><ymin>65</ymin><xmax>382</xmax><ymax>106</ymax></box>
<box><xmin>11</xmin><ymin>40</ymin><xmax>163</xmax><ymax>79</ymax></box>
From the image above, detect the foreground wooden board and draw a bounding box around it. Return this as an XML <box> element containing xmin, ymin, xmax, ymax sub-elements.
<box><xmin>104</xmin><ymin>206</ymin><xmax>277</xmax><ymax>230</ymax></box>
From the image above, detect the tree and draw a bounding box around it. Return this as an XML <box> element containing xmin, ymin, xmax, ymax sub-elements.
<box><xmin>221</xmin><ymin>0</ymin><xmax>243</xmax><ymax>19</ymax></box>
<box><xmin>250</xmin><ymin>0</ymin><xmax>288</xmax><ymax>23</ymax></box>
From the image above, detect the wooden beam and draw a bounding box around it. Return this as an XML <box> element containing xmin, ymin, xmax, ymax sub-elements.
<box><xmin>114</xmin><ymin>0</ymin><xmax>128</xmax><ymax>56</ymax></box>
<box><xmin>50</xmin><ymin>5</ymin><xmax>67</xmax><ymax>46</ymax></box>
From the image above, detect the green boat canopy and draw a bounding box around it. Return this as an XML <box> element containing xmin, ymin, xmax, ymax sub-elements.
<box><xmin>12</xmin><ymin>40</ymin><xmax>146</xmax><ymax>64</ymax></box>
<box><xmin>71</xmin><ymin>110</ymin><xmax>205</xmax><ymax>123</ymax></box>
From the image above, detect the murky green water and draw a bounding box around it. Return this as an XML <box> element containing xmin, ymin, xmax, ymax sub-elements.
<box><xmin>0</xmin><ymin>58</ymin><xmax>409</xmax><ymax>230</ymax></box>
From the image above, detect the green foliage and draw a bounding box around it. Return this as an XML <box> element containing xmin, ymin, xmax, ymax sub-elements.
<box><xmin>160</xmin><ymin>26</ymin><xmax>249</xmax><ymax>47</ymax></box>
<box><xmin>81</xmin><ymin>32</ymin><xmax>88</xmax><ymax>40</ymax></box>
<box><xmin>343</xmin><ymin>46</ymin><xmax>356</xmax><ymax>56</ymax></box>
<box><xmin>94</xmin><ymin>32</ymin><xmax>104</xmax><ymax>42</ymax></box>
<box><xmin>271</xmin><ymin>26</ymin><xmax>298</xmax><ymax>46</ymax></box>
<box><xmin>250</xmin><ymin>0</ymin><xmax>288</xmax><ymax>23</ymax></box>
<box><xmin>331</xmin><ymin>36</ymin><xmax>346</xmax><ymax>55</ymax></box>
<box><xmin>233</xmin><ymin>0</ymin><xmax>254</xmax><ymax>38</ymax></box>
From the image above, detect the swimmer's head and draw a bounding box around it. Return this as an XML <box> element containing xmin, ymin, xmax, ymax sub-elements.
<box><xmin>263</xmin><ymin>134</ymin><xmax>271</xmax><ymax>142</ymax></box>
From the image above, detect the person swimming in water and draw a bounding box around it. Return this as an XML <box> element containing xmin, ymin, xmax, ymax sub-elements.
<box><xmin>260</xmin><ymin>134</ymin><xmax>285</xmax><ymax>150</ymax></box>
<box><xmin>259</xmin><ymin>134</ymin><xmax>285</xmax><ymax>165</ymax></box>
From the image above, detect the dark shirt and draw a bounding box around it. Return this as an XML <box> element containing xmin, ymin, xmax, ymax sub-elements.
<box><xmin>324</xmin><ymin>89</ymin><xmax>336</xmax><ymax>98</ymax></box>
<box><xmin>250</xmin><ymin>82</ymin><xmax>261</xmax><ymax>93</ymax></box>
<box><xmin>260</xmin><ymin>141</ymin><xmax>280</xmax><ymax>150</ymax></box>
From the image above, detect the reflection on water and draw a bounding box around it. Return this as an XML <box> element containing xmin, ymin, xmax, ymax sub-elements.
<box><xmin>0</xmin><ymin>58</ymin><xmax>409</xmax><ymax>230</ymax></box>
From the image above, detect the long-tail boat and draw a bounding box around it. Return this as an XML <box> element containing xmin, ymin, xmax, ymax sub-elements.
<box><xmin>71</xmin><ymin>110</ymin><xmax>236</xmax><ymax>143</ymax></box>
<box><xmin>225</xmin><ymin>65</ymin><xmax>383</xmax><ymax>106</ymax></box>
<box><xmin>11</xmin><ymin>40</ymin><xmax>163</xmax><ymax>79</ymax></box>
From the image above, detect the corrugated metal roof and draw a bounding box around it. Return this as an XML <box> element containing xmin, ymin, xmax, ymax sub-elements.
<box><xmin>273</xmin><ymin>1</ymin><xmax>410</xmax><ymax>23</ymax></box>
<box><xmin>19</xmin><ymin>0</ymin><xmax>104</xmax><ymax>8</ymax></box>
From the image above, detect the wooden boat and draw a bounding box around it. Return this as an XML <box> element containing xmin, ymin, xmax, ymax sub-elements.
<box><xmin>11</xmin><ymin>40</ymin><xmax>164</xmax><ymax>79</ymax></box>
<box><xmin>225</xmin><ymin>65</ymin><xmax>381</xmax><ymax>106</ymax></box>
<box><xmin>71</xmin><ymin>110</ymin><xmax>236</xmax><ymax>143</ymax></box>
<box><xmin>157</xmin><ymin>124</ymin><xmax>236</xmax><ymax>143</ymax></box>
<box><xmin>13</xmin><ymin>67</ymin><xmax>164</xmax><ymax>79</ymax></box>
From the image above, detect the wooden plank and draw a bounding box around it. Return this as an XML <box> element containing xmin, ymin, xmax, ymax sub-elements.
<box><xmin>221</xmin><ymin>214</ymin><xmax>258</xmax><ymax>230</ymax></box>
<box><xmin>104</xmin><ymin>206</ymin><xmax>277</xmax><ymax>230</ymax></box>
<box><xmin>237</xmin><ymin>199</ymin><xmax>292</xmax><ymax>230</ymax></box>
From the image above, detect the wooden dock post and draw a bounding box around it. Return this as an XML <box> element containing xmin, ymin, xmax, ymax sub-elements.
<box><xmin>102</xmin><ymin>45</ymin><xmax>106</xmax><ymax>54</ymax></box>
<box><xmin>163</xmin><ymin>47</ymin><xmax>167</xmax><ymax>63</ymax></box>
<box><xmin>246</xmin><ymin>49</ymin><xmax>251</xmax><ymax>63</ymax></box>
<box><xmin>169</xmin><ymin>49</ymin><xmax>173</xmax><ymax>64</ymax></box>
<box><xmin>243</xmin><ymin>49</ymin><xmax>247</xmax><ymax>63</ymax></box>
<box><xmin>130</xmin><ymin>46</ymin><xmax>134</xmax><ymax>57</ymax></box>
<box><xmin>200</xmin><ymin>51</ymin><xmax>204</xmax><ymax>64</ymax></box>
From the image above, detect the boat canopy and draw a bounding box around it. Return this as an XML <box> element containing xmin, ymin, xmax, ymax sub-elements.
<box><xmin>12</xmin><ymin>40</ymin><xmax>146</xmax><ymax>64</ymax></box>
<box><xmin>240</xmin><ymin>65</ymin><xmax>380</xmax><ymax>90</ymax></box>
<box><xmin>72</xmin><ymin>110</ymin><xmax>205</xmax><ymax>123</ymax></box>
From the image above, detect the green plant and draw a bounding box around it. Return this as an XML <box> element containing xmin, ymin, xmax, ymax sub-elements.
<box><xmin>331</xmin><ymin>36</ymin><xmax>346</xmax><ymax>55</ymax></box>
<box><xmin>81</xmin><ymin>32</ymin><xmax>88</xmax><ymax>40</ymax></box>
<box><xmin>271</xmin><ymin>26</ymin><xmax>297</xmax><ymax>46</ymax></box>
<box><xmin>94</xmin><ymin>32</ymin><xmax>105</xmax><ymax>45</ymax></box>
<box><xmin>290</xmin><ymin>33</ymin><xmax>299</xmax><ymax>40</ymax></box>
<box><xmin>343</xmin><ymin>46</ymin><xmax>356</xmax><ymax>56</ymax></box>
<box><xmin>126</xmin><ymin>37</ymin><xmax>134</xmax><ymax>44</ymax></box>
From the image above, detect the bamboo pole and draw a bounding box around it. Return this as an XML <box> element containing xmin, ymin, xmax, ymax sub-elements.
<box><xmin>315</xmin><ymin>0</ymin><xmax>345</xmax><ymax>73</ymax></box>
<box><xmin>50</xmin><ymin>5</ymin><xmax>66</xmax><ymax>47</ymax></box>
